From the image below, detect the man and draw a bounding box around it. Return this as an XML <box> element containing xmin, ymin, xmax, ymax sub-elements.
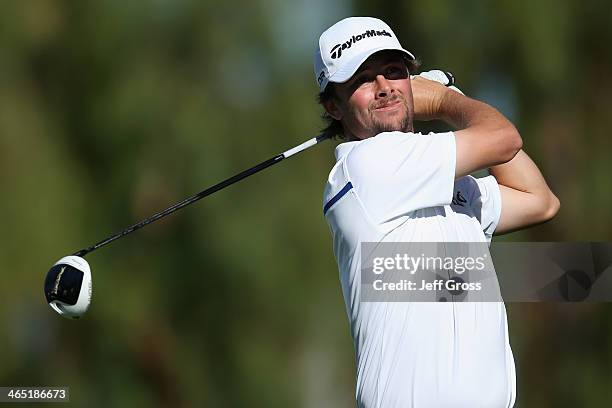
<box><xmin>315</xmin><ymin>17</ymin><xmax>560</xmax><ymax>407</ymax></box>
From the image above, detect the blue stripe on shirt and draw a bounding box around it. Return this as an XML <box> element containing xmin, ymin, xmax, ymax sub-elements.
<box><xmin>323</xmin><ymin>182</ymin><xmax>353</xmax><ymax>215</ymax></box>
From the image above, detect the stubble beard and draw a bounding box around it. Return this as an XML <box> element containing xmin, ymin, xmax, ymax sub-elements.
<box><xmin>369</xmin><ymin>96</ymin><xmax>414</xmax><ymax>136</ymax></box>
<box><xmin>343</xmin><ymin>94</ymin><xmax>415</xmax><ymax>140</ymax></box>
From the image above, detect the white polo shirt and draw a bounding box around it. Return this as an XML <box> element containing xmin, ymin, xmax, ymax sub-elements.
<box><xmin>323</xmin><ymin>131</ymin><xmax>516</xmax><ymax>408</ymax></box>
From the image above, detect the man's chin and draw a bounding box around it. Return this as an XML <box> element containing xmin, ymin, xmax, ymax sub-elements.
<box><xmin>372</xmin><ymin>118</ymin><xmax>413</xmax><ymax>134</ymax></box>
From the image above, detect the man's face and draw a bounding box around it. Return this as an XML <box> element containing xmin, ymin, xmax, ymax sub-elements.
<box><xmin>325</xmin><ymin>51</ymin><xmax>415</xmax><ymax>140</ymax></box>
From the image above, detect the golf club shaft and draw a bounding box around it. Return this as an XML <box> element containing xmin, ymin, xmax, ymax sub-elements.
<box><xmin>73</xmin><ymin>132</ymin><xmax>331</xmax><ymax>257</ymax></box>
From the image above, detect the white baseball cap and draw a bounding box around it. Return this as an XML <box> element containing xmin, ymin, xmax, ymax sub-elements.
<box><xmin>314</xmin><ymin>17</ymin><xmax>415</xmax><ymax>92</ymax></box>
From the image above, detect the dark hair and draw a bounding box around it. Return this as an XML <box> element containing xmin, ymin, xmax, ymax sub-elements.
<box><xmin>317</xmin><ymin>84</ymin><xmax>345</xmax><ymax>140</ymax></box>
<box><xmin>316</xmin><ymin>56</ymin><xmax>421</xmax><ymax>141</ymax></box>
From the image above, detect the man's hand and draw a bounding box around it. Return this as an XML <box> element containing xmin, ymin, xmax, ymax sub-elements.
<box><xmin>411</xmin><ymin>70</ymin><xmax>463</xmax><ymax>121</ymax></box>
<box><xmin>411</xmin><ymin>75</ymin><xmax>448</xmax><ymax>121</ymax></box>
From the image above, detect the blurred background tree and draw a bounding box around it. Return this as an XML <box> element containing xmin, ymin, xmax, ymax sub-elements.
<box><xmin>0</xmin><ymin>0</ymin><xmax>610</xmax><ymax>406</ymax></box>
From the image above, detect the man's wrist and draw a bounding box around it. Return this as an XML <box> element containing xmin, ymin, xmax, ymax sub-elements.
<box><xmin>435</xmin><ymin>88</ymin><xmax>471</xmax><ymax>127</ymax></box>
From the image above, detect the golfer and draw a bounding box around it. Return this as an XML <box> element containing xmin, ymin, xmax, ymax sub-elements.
<box><xmin>316</xmin><ymin>17</ymin><xmax>559</xmax><ymax>407</ymax></box>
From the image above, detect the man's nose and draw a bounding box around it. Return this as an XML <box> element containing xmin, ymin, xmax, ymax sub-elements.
<box><xmin>375</xmin><ymin>74</ymin><xmax>393</xmax><ymax>99</ymax></box>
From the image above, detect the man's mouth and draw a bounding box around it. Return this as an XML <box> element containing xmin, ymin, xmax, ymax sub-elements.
<box><xmin>373</xmin><ymin>98</ymin><xmax>404</xmax><ymax>112</ymax></box>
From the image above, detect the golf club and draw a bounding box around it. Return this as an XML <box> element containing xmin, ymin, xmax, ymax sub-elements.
<box><xmin>43</xmin><ymin>69</ymin><xmax>457</xmax><ymax>319</ymax></box>
<box><xmin>44</xmin><ymin>132</ymin><xmax>332</xmax><ymax>319</ymax></box>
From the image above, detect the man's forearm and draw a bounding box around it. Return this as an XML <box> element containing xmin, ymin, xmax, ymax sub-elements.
<box><xmin>489</xmin><ymin>149</ymin><xmax>552</xmax><ymax>195</ymax></box>
<box><xmin>438</xmin><ymin>90</ymin><xmax>514</xmax><ymax>133</ymax></box>
<box><xmin>489</xmin><ymin>149</ymin><xmax>560</xmax><ymax>234</ymax></box>
<box><xmin>439</xmin><ymin>90</ymin><xmax>522</xmax><ymax>177</ymax></box>
<box><xmin>412</xmin><ymin>77</ymin><xmax>522</xmax><ymax>177</ymax></box>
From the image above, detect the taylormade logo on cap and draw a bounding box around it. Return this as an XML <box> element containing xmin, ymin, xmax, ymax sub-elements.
<box><xmin>314</xmin><ymin>17</ymin><xmax>415</xmax><ymax>91</ymax></box>
<box><xmin>329</xmin><ymin>29</ymin><xmax>393</xmax><ymax>59</ymax></box>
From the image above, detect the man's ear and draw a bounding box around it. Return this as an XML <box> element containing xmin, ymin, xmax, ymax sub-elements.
<box><xmin>323</xmin><ymin>98</ymin><xmax>343</xmax><ymax>121</ymax></box>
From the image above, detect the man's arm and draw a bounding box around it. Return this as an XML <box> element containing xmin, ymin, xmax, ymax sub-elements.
<box><xmin>490</xmin><ymin>150</ymin><xmax>560</xmax><ymax>234</ymax></box>
<box><xmin>412</xmin><ymin>76</ymin><xmax>560</xmax><ymax>233</ymax></box>
<box><xmin>411</xmin><ymin>77</ymin><xmax>523</xmax><ymax>178</ymax></box>
<box><xmin>432</xmin><ymin>85</ymin><xmax>560</xmax><ymax>233</ymax></box>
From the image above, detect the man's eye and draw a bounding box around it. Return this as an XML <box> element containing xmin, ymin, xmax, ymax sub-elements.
<box><xmin>386</xmin><ymin>66</ymin><xmax>405</xmax><ymax>79</ymax></box>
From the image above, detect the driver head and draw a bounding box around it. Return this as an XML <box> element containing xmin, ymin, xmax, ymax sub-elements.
<box><xmin>44</xmin><ymin>256</ymin><xmax>92</xmax><ymax>319</ymax></box>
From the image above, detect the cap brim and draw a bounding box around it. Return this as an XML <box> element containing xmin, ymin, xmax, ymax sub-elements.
<box><xmin>327</xmin><ymin>46</ymin><xmax>415</xmax><ymax>85</ymax></box>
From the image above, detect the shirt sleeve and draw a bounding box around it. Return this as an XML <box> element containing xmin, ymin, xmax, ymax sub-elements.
<box><xmin>462</xmin><ymin>175</ymin><xmax>503</xmax><ymax>240</ymax></box>
<box><xmin>344</xmin><ymin>131</ymin><xmax>456</xmax><ymax>224</ymax></box>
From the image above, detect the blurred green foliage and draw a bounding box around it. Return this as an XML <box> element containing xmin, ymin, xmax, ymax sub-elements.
<box><xmin>0</xmin><ymin>0</ymin><xmax>610</xmax><ymax>407</ymax></box>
